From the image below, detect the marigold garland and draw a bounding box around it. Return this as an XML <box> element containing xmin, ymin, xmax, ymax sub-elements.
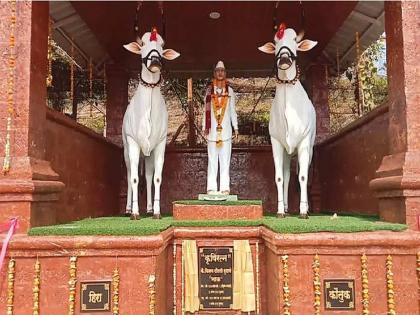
<box><xmin>3</xmin><ymin>0</ymin><xmax>17</xmax><ymax>174</ymax></box>
<box><xmin>361</xmin><ymin>254</ymin><xmax>370</xmax><ymax>315</ymax></box>
<box><xmin>148</xmin><ymin>274</ymin><xmax>156</xmax><ymax>315</ymax></box>
<box><xmin>33</xmin><ymin>259</ymin><xmax>41</xmax><ymax>315</ymax></box>
<box><xmin>312</xmin><ymin>254</ymin><xmax>321</xmax><ymax>315</ymax></box>
<box><xmin>386</xmin><ymin>255</ymin><xmax>396</xmax><ymax>315</ymax></box>
<box><xmin>417</xmin><ymin>252</ymin><xmax>420</xmax><ymax>311</ymax></box>
<box><xmin>112</xmin><ymin>266</ymin><xmax>120</xmax><ymax>315</ymax></box>
<box><xmin>281</xmin><ymin>254</ymin><xmax>291</xmax><ymax>315</ymax></box>
<box><xmin>173</xmin><ymin>244</ymin><xmax>177</xmax><ymax>315</ymax></box>
<box><xmin>256</xmin><ymin>242</ymin><xmax>261</xmax><ymax>315</ymax></box>
<box><xmin>46</xmin><ymin>18</ymin><xmax>53</xmax><ymax>87</ymax></box>
<box><xmin>6</xmin><ymin>258</ymin><xmax>16</xmax><ymax>315</ymax></box>
<box><xmin>68</xmin><ymin>256</ymin><xmax>77</xmax><ymax>315</ymax></box>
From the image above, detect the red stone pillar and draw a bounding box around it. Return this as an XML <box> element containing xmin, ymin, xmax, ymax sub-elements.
<box><xmin>106</xmin><ymin>65</ymin><xmax>129</xmax><ymax>146</ymax></box>
<box><xmin>370</xmin><ymin>1</ymin><xmax>420</xmax><ymax>230</ymax></box>
<box><xmin>0</xmin><ymin>2</ymin><xmax>64</xmax><ymax>232</ymax></box>
<box><xmin>306</xmin><ymin>64</ymin><xmax>330</xmax><ymax>213</ymax></box>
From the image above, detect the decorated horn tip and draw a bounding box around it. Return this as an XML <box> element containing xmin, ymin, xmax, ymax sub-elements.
<box><xmin>276</xmin><ymin>22</ymin><xmax>286</xmax><ymax>40</ymax></box>
<box><xmin>150</xmin><ymin>27</ymin><xmax>158</xmax><ymax>41</ymax></box>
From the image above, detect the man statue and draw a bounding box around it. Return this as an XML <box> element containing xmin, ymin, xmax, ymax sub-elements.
<box><xmin>202</xmin><ymin>61</ymin><xmax>239</xmax><ymax>195</ymax></box>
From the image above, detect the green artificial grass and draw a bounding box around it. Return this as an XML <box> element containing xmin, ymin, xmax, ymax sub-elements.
<box><xmin>173</xmin><ymin>200</ymin><xmax>262</xmax><ymax>206</ymax></box>
<box><xmin>28</xmin><ymin>213</ymin><xmax>407</xmax><ymax>237</ymax></box>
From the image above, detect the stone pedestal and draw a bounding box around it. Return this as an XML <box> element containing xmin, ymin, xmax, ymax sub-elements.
<box><xmin>0</xmin><ymin>2</ymin><xmax>64</xmax><ymax>232</ymax></box>
<box><xmin>370</xmin><ymin>1</ymin><xmax>420</xmax><ymax>230</ymax></box>
<box><xmin>173</xmin><ymin>201</ymin><xmax>263</xmax><ymax>220</ymax></box>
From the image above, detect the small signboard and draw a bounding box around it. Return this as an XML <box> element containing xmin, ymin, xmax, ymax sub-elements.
<box><xmin>80</xmin><ymin>281</ymin><xmax>111</xmax><ymax>313</ymax></box>
<box><xmin>324</xmin><ymin>279</ymin><xmax>355</xmax><ymax>310</ymax></box>
<box><xmin>198</xmin><ymin>246</ymin><xmax>234</xmax><ymax>310</ymax></box>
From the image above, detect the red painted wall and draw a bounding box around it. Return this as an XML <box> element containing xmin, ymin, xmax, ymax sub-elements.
<box><xmin>317</xmin><ymin>104</ymin><xmax>389</xmax><ymax>215</ymax></box>
<box><xmin>151</xmin><ymin>146</ymin><xmax>302</xmax><ymax>214</ymax></box>
<box><xmin>45</xmin><ymin>108</ymin><xmax>122</xmax><ymax>223</ymax></box>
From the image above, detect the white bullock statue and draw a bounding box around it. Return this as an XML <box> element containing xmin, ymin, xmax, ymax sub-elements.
<box><xmin>258</xmin><ymin>24</ymin><xmax>317</xmax><ymax>219</ymax></box>
<box><xmin>122</xmin><ymin>28</ymin><xmax>180</xmax><ymax>220</ymax></box>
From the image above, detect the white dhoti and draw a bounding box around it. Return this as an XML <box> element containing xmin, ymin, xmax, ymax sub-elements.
<box><xmin>207</xmin><ymin>139</ymin><xmax>232</xmax><ymax>192</ymax></box>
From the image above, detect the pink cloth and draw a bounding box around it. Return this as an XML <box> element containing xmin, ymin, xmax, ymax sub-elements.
<box><xmin>0</xmin><ymin>218</ymin><xmax>18</xmax><ymax>272</ymax></box>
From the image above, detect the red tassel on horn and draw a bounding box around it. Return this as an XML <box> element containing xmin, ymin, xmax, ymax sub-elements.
<box><xmin>276</xmin><ymin>22</ymin><xmax>286</xmax><ymax>40</ymax></box>
<box><xmin>150</xmin><ymin>27</ymin><xmax>158</xmax><ymax>41</ymax></box>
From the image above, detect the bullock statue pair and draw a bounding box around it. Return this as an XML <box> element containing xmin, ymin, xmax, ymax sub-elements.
<box><xmin>122</xmin><ymin>25</ymin><xmax>317</xmax><ymax>220</ymax></box>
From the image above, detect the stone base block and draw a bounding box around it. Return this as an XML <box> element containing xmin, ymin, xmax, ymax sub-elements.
<box><xmin>173</xmin><ymin>201</ymin><xmax>263</xmax><ymax>220</ymax></box>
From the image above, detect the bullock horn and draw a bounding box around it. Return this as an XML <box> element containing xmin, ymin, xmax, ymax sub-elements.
<box><xmin>296</xmin><ymin>29</ymin><xmax>305</xmax><ymax>42</ymax></box>
<box><xmin>136</xmin><ymin>36</ymin><xmax>143</xmax><ymax>46</ymax></box>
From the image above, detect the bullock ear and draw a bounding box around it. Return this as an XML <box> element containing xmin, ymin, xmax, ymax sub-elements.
<box><xmin>297</xmin><ymin>39</ymin><xmax>317</xmax><ymax>52</ymax></box>
<box><xmin>123</xmin><ymin>41</ymin><xmax>143</xmax><ymax>55</ymax></box>
<box><xmin>162</xmin><ymin>49</ymin><xmax>180</xmax><ymax>60</ymax></box>
<box><xmin>258</xmin><ymin>42</ymin><xmax>276</xmax><ymax>54</ymax></box>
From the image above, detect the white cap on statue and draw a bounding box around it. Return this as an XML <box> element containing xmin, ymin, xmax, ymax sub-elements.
<box><xmin>215</xmin><ymin>60</ymin><xmax>225</xmax><ymax>70</ymax></box>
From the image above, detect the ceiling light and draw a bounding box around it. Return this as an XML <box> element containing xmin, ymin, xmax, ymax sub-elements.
<box><xmin>209</xmin><ymin>11</ymin><xmax>221</xmax><ymax>20</ymax></box>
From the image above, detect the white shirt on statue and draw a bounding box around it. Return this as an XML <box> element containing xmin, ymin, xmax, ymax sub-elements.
<box><xmin>203</xmin><ymin>86</ymin><xmax>238</xmax><ymax>141</ymax></box>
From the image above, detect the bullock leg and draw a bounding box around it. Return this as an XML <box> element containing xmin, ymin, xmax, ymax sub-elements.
<box><xmin>145</xmin><ymin>154</ymin><xmax>155</xmax><ymax>215</ymax></box>
<box><xmin>283</xmin><ymin>150</ymin><xmax>291</xmax><ymax>214</ymax></box>
<box><xmin>152</xmin><ymin>139</ymin><xmax>166</xmax><ymax>219</ymax></box>
<box><xmin>123</xmin><ymin>139</ymin><xmax>132</xmax><ymax>215</ymax></box>
<box><xmin>271</xmin><ymin>137</ymin><xmax>285</xmax><ymax>218</ymax></box>
<box><xmin>127</xmin><ymin>136</ymin><xmax>141</xmax><ymax>220</ymax></box>
<box><xmin>297</xmin><ymin>142</ymin><xmax>311</xmax><ymax>219</ymax></box>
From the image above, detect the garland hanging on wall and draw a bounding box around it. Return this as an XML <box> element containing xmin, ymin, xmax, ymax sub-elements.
<box><xmin>256</xmin><ymin>242</ymin><xmax>261</xmax><ymax>315</ymax></box>
<box><xmin>281</xmin><ymin>254</ymin><xmax>291</xmax><ymax>315</ymax></box>
<box><xmin>112</xmin><ymin>265</ymin><xmax>120</xmax><ymax>315</ymax></box>
<box><xmin>68</xmin><ymin>256</ymin><xmax>77</xmax><ymax>315</ymax></box>
<box><xmin>3</xmin><ymin>0</ymin><xmax>17</xmax><ymax>174</ymax></box>
<box><xmin>46</xmin><ymin>18</ymin><xmax>53</xmax><ymax>87</ymax></box>
<box><xmin>361</xmin><ymin>254</ymin><xmax>370</xmax><ymax>314</ymax></box>
<box><xmin>386</xmin><ymin>255</ymin><xmax>396</xmax><ymax>315</ymax></box>
<box><xmin>6</xmin><ymin>258</ymin><xmax>16</xmax><ymax>315</ymax></box>
<box><xmin>312</xmin><ymin>254</ymin><xmax>321</xmax><ymax>315</ymax></box>
<box><xmin>33</xmin><ymin>259</ymin><xmax>41</xmax><ymax>315</ymax></box>
<box><xmin>173</xmin><ymin>243</ymin><xmax>177</xmax><ymax>315</ymax></box>
<box><xmin>148</xmin><ymin>274</ymin><xmax>156</xmax><ymax>315</ymax></box>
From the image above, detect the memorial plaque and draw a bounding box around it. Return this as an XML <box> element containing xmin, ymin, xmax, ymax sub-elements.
<box><xmin>324</xmin><ymin>279</ymin><xmax>355</xmax><ymax>310</ymax></box>
<box><xmin>199</xmin><ymin>247</ymin><xmax>233</xmax><ymax>310</ymax></box>
<box><xmin>80</xmin><ymin>281</ymin><xmax>111</xmax><ymax>312</ymax></box>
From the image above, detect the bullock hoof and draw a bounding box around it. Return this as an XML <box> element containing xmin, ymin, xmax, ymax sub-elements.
<box><xmin>130</xmin><ymin>214</ymin><xmax>140</xmax><ymax>220</ymax></box>
<box><xmin>146</xmin><ymin>211</ymin><xmax>154</xmax><ymax>216</ymax></box>
<box><xmin>277</xmin><ymin>213</ymin><xmax>286</xmax><ymax>219</ymax></box>
<box><xmin>153</xmin><ymin>214</ymin><xmax>162</xmax><ymax>220</ymax></box>
<box><xmin>299</xmin><ymin>214</ymin><xmax>309</xmax><ymax>219</ymax></box>
<box><xmin>124</xmin><ymin>210</ymin><xmax>132</xmax><ymax>217</ymax></box>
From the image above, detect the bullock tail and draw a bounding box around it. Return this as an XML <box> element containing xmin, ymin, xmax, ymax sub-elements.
<box><xmin>139</xmin><ymin>154</ymin><xmax>146</xmax><ymax>193</ymax></box>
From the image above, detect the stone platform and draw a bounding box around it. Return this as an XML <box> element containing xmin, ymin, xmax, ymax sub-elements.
<box><xmin>1</xmin><ymin>228</ymin><xmax>420</xmax><ymax>315</ymax></box>
<box><xmin>172</xmin><ymin>200</ymin><xmax>263</xmax><ymax>220</ymax></box>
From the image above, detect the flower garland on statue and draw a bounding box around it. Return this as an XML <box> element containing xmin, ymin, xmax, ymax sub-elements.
<box><xmin>3</xmin><ymin>0</ymin><xmax>17</xmax><ymax>174</ymax></box>
<box><xmin>211</xmin><ymin>79</ymin><xmax>229</xmax><ymax>148</ymax></box>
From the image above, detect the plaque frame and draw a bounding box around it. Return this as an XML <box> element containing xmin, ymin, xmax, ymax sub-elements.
<box><xmin>80</xmin><ymin>280</ymin><xmax>111</xmax><ymax>313</ymax></box>
<box><xmin>198</xmin><ymin>246</ymin><xmax>234</xmax><ymax>311</ymax></box>
<box><xmin>324</xmin><ymin>279</ymin><xmax>355</xmax><ymax>311</ymax></box>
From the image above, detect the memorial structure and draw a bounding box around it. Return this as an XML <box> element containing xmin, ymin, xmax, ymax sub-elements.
<box><xmin>0</xmin><ymin>1</ymin><xmax>419</xmax><ymax>315</ymax></box>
